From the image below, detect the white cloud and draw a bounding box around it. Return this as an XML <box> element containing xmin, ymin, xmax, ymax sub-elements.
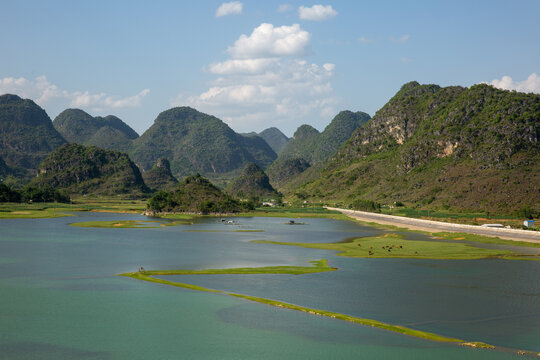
<box><xmin>172</xmin><ymin>22</ymin><xmax>338</xmax><ymax>133</ymax></box>
<box><xmin>207</xmin><ymin>58</ymin><xmax>277</xmax><ymax>75</ymax></box>
<box><xmin>298</xmin><ymin>5</ymin><xmax>337</xmax><ymax>21</ymax></box>
<box><xmin>215</xmin><ymin>1</ymin><xmax>243</xmax><ymax>17</ymax></box>
<box><xmin>173</xmin><ymin>58</ymin><xmax>337</xmax><ymax>132</ymax></box>
<box><xmin>357</xmin><ymin>36</ymin><xmax>372</xmax><ymax>43</ymax></box>
<box><xmin>400</xmin><ymin>57</ymin><xmax>412</xmax><ymax>63</ymax></box>
<box><xmin>392</xmin><ymin>34</ymin><xmax>409</xmax><ymax>43</ymax></box>
<box><xmin>489</xmin><ymin>73</ymin><xmax>540</xmax><ymax>94</ymax></box>
<box><xmin>0</xmin><ymin>75</ymin><xmax>150</xmax><ymax>110</ymax></box>
<box><xmin>227</xmin><ymin>23</ymin><xmax>311</xmax><ymax>59</ymax></box>
<box><xmin>277</xmin><ymin>4</ymin><xmax>293</xmax><ymax>12</ymax></box>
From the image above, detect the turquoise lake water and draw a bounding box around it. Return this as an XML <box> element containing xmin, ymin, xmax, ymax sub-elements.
<box><xmin>1</xmin><ymin>212</ymin><xmax>539</xmax><ymax>359</ymax></box>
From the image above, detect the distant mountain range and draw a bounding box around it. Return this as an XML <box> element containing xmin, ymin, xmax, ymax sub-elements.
<box><xmin>1</xmin><ymin>81</ymin><xmax>538</xmax><ymax>216</ymax></box>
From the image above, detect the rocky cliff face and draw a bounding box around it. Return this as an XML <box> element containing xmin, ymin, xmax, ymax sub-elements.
<box><xmin>341</xmin><ymin>82</ymin><xmax>538</xmax><ymax>172</ymax></box>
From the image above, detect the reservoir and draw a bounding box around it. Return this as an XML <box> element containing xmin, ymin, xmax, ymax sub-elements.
<box><xmin>1</xmin><ymin>212</ymin><xmax>538</xmax><ymax>359</ymax></box>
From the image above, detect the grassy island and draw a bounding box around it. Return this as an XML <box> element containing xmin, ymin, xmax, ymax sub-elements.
<box><xmin>69</xmin><ymin>219</ymin><xmax>190</xmax><ymax>228</ymax></box>
<box><xmin>251</xmin><ymin>233</ymin><xmax>538</xmax><ymax>260</ymax></box>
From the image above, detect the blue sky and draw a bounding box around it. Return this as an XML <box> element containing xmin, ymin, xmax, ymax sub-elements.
<box><xmin>1</xmin><ymin>0</ymin><xmax>539</xmax><ymax>136</ymax></box>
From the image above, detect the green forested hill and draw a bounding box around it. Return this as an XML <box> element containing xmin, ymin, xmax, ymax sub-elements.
<box><xmin>130</xmin><ymin>107</ymin><xmax>277</xmax><ymax>177</ymax></box>
<box><xmin>299</xmin><ymin>82</ymin><xmax>540</xmax><ymax>215</ymax></box>
<box><xmin>268</xmin><ymin>111</ymin><xmax>370</xmax><ymax>190</ymax></box>
<box><xmin>0</xmin><ymin>94</ymin><xmax>66</xmax><ymax>177</ymax></box>
<box><xmin>258</xmin><ymin>127</ymin><xmax>290</xmax><ymax>154</ymax></box>
<box><xmin>142</xmin><ymin>158</ymin><xmax>179</xmax><ymax>191</ymax></box>
<box><xmin>53</xmin><ymin>109</ymin><xmax>138</xmax><ymax>152</ymax></box>
<box><xmin>31</xmin><ymin>143</ymin><xmax>148</xmax><ymax>196</ymax></box>
<box><xmin>147</xmin><ymin>174</ymin><xmax>252</xmax><ymax>214</ymax></box>
<box><xmin>226</xmin><ymin>162</ymin><xmax>278</xmax><ymax>198</ymax></box>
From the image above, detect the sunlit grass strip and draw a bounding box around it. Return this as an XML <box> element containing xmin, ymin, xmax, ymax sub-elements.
<box><xmin>433</xmin><ymin>232</ymin><xmax>540</xmax><ymax>248</ymax></box>
<box><xmin>228</xmin><ymin>293</ymin><xmax>463</xmax><ymax>343</ymax></box>
<box><xmin>0</xmin><ymin>208</ymin><xmax>73</xmax><ymax>219</ymax></box>
<box><xmin>121</xmin><ymin>260</ymin><xmax>335</xmax><ymax>277</ymax></box>
<box><xmin>126</xmin><ymin>272</ymin><xmax>221</xmax><ymax>293</ymax></box>
<box><xmin>69</xmin><ymin>220</ymin><xmax>190</xmax><ymax>228</ymax></box>
<box><xmin>251</xmin><ymin>234</ymin><xmax>539</xmax><ymax>260</ymax></box>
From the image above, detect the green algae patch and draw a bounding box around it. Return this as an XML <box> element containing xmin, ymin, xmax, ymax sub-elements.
<box><xmin>252</xmin><ymin>234</ymin><xmax>532</xmax><ymax>260</ymax></box>
<box><xmin>69</xmin><ymin>220</ymin><xmax>189</xmax><ymax>228</ymax></box>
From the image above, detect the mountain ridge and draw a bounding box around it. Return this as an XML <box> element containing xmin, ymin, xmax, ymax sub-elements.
<box><xmin>298</xmin><ymin>82</ymin><xmax>540</xmax><ymax>215</ymax></box>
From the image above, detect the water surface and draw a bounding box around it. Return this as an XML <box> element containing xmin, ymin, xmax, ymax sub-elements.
<box><xmin>1</xmin><ymin>212</ymin><xmax>538</xmax><ymax>359</ymax></box>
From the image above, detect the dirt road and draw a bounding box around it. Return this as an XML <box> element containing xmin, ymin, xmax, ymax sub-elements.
<box><xmin>326</xmin><ymin>207</ymin><xmax>540</xmax><ymax>244</ymax></box>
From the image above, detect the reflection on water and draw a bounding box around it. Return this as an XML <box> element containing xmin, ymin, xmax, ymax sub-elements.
<box><xmin>0</xmin><ymin>212</ymin><xmax>538</xmax><ymax>359</ymax></box>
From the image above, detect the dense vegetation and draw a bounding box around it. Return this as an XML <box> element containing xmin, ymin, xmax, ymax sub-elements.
<box><xmin>0</xmin><ymin>156</ymin><xmax>10</xmax><ymax>177</ymax></box>
<box><xmin>268</xmin><ymin>111</ymin><xmax>370</xmax><ymax>189</ymax></box>
<box><xmin>142</xmin><ymin>158</ymin><xmax>179</xmax><ymax>191</ymax></box>
<box><xmin>298</xmin><ymin>82</ymin><xmax>540</xmax><ymax>215</ymax></box>
<box><xmin>225</xmin><ymin>162</ymin><xmax>279</xmax><ymax>199</ymax></box>
<box><xmin>147</xmin><ymin>174</ymin><xmax>253</xmax><ymax>214</ymax></box>
<box><xmin>30</xmin><ymin>143</ymin><xmax>149</xmax><ymax>196</ymax></box>
<box><xmin>53</xmin><ymin>109</ymin><xmax>138</xmax><ymax>152</ymax></box>
<box><xmin>130</xmin><ymin>107</ymin><xmax>276</xmax><ymax>177</ymax></box>
<box><xmin>0</xmin><ymin>94</ymin><xmax>66</xmax><ymax>178</ymax></box>
<box><xmin>258</xmin><ymin>127</ymin><xmax>290</xmax><ymax>154</ymax></box>
<box><xmin>0</xmin><ymin>183</ymin><xmax>69</xmax><ymax>203</ymax></box>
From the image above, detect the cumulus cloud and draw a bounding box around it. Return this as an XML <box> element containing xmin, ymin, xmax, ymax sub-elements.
<box><xmin>0</xmin><ymin>75</ymin><xmax>150</xmax><ymax>110</ymax></box>
<box><xmin>489</xmin><ymin>73</ymin><xmax>540</xmax><ymax>94</ymax></box>
<box><xmin>174</xmin><ymin>58</ymin><xmax>337</xmax><ymax>131</ymax></box>
<box><xmin>227</xmin><ymin>23</ymin><xmax>311</xmax><ymax>59</ymax></box>
<box><xmin>215</xmin><ymin>1</ymin><xmax>243</xmax><ymax>17</ymax></box>
<box><xmin>207</xmin><ymin>58</ymin><xmax>277</xmax><ymax>75</ymax></box>
<box><xmin>172</xmin><ymin>22</ymin><xmax>338</xmax><ymax>132</ymax></box>
<box><xmin>298</xmin><ymin>5</ymin><xmax>337</xmax><ymax>21</ymax></box>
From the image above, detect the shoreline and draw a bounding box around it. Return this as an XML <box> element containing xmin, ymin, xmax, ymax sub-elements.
<box><xmin>327</xmin><ymin>207</ymin><xmax>540</xmax><ymax>244</ymax></box>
